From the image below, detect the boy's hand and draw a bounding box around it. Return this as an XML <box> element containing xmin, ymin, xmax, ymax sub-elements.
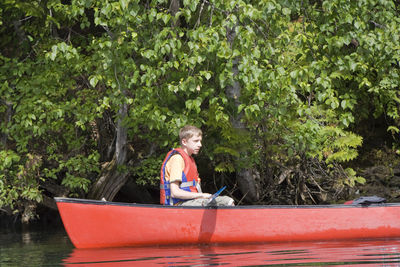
<box><xmin>199</xmin><ymin>193</ymin><xmax>212</xmax><ymax>199</ymax></box>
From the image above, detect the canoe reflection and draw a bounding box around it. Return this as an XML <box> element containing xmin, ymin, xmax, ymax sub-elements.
<box><xmin>63</xmin><ymin>239</ymin><xmax>400</xmax><ymax>266</ymax></box>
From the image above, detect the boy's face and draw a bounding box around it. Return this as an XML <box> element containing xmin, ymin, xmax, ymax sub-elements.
<box><xmin>182</xmin><ymin>134</ymin><xmax>202</xmax><ymax>156</ymax></box>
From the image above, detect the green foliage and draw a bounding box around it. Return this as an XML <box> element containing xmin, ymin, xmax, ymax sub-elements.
<box><xmin>343</xmin><ymin>168</ymin><xmax>366</xmax><ymax>187</ymax></box>
<box><xmin>131</xmin><ymin>156</ymin><xmax>163</xmax><ymax>186</ymax></box>
<box><xmin>1</xmin><ymin>0</ymin><xmax>400</xmax><ymax>216</ymax></box>
<box><xmin>52</xmin><ymin>152</ymin><xmax>100</xmax><ymax>195</ymax></box>
<box><xmin>0</xmin><ymin>152</ymin><xmax>43</xmax><ymax>210</ymax></box>
<box><xmin>61</xmin><ymin>174</ymin><xmax>91</xmax><ymax>195</ymax></box>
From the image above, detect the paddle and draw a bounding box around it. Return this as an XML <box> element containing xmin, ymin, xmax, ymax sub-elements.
<box><xmin>205</xmin><ymin>186</ymin><xmax>226</xmax><ymax>206</ymax></box>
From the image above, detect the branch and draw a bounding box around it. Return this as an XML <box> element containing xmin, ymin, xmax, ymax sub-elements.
<box><xmin>369</xmin><ymin>20</ymin><xmax>386</xmax><ymax>29</ymax></box>
<box><xmin>202</xmin><ymin>0</ymin><xmax>230</xmax><ymax>15</ymax></box>
<box><xmin>102</xmin><ymin>25</ymin><xmax>114</xmax><ymax>39</ymax></box>
<box><xmin>193</xmin><ymin>0</ymin><xmax>206</xmax><ymax>29</ymax></box>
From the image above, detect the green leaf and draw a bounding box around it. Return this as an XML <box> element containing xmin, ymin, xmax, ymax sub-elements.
<box><xmin>89</xmin><ymin>76</ymin><xmax>99</xmax><ymax>87</ymax></box>
<box><xmin>282</xmin><ymin>7</ymin><xmax>291</xmax><ymax>16</ymax></box>
<box><xmin>388</xmin><ymin>126</ymin><xmax>400</xmax><ymax>134</ymax></box>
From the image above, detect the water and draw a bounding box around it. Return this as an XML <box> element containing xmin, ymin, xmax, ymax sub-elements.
<box><xmin>0</xmin><ymin>224</ymin><xmax>73</xmax><ymax>266</ymax></box>
<box><xmin>2</xmin><ymin>226</ymin><xmax>400</xmax><ymax>266</ymax></box>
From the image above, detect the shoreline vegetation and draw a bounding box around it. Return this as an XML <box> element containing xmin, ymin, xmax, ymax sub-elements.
<box><xmin>1</xmin><ymin>1</ymin><xmax>400</xmax><ymax>224</ymax></box>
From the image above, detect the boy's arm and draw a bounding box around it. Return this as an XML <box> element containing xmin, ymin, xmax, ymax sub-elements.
<box><xmin>170</xmin><ymin>181</ymin><xmax>211</xmax><ymax>200</ymax></box>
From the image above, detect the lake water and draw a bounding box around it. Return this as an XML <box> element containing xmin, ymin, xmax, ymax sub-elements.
<box><xmin>2</xmin><ymin>225</ymin><xmax>400</xmax><ymax>266</ymax></box>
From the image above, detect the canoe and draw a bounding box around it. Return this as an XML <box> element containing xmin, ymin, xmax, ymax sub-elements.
<box><xmin>54</xmin><ymin>197</ymin><xmax>400</xmax><ymax>248</ymax></box>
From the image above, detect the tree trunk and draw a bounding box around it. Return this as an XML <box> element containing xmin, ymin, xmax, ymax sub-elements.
<box><xmin>88</xmin><ymin>156</ymin><xmax>130</xmax><ymax>200</ymax></box>
<box><xmin>169</xmin><ymin>0</ymin><xmax>180</xmax><ymax>17</ymax></box>
<box><xmin>226</xmin><ymin>26</ymin><xmax>260</xmax><ymax>202</ymax></box>
<box><xmin>88</xmin><ymin>103</ymin><xmax>129</xmax><ymax>200</ymax></box>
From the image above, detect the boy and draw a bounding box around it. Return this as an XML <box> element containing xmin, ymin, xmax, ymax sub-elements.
<box><xmin>160</xmin><ymin>125</ymin><xmax>234</xmax><ymax>206</ymax></box>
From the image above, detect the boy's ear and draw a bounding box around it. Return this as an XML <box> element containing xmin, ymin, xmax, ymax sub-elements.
<box><xmin>181</xmin><ymin>138</ymin><xmax>187</xmax><ymax>146</ymax></box>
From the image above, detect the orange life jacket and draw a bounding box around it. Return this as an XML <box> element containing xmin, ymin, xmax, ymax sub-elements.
<box><xmin>160</xmin><ymin>148</ymin><xmax>201</xmax><ymax>205</ymax></box>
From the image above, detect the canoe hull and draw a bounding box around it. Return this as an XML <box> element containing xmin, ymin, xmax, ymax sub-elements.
<box><xmin>55</xmin><ymin>198</ymin><xmax>400</xmax><ymax>248</ymax></box>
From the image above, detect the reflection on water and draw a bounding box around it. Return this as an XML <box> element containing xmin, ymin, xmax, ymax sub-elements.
<box><xmin>0</xmin><ymin>225</ymin><xmax>73</xmax><ymax>266</ymax></box>
<box><xmin>64</xmin><ymin>239</ymin><xmax>400</xmax><ymax>266</ymax></box>
<box><xmin>1</xmin><ymin>226</ymin><xmax>400</xmax><ymax>266</ymax></box>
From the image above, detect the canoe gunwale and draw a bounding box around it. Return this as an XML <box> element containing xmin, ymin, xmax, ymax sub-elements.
<box><xmin>54</xmin><ymin>197</ymin><xmax>400</xmax><ymax>209</ymax></box>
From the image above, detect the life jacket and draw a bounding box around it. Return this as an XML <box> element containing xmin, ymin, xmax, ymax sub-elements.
<box><xmin>160</xmin><ymin>148</ymin><xmax>201</xmax><ymax>205</ymax></box>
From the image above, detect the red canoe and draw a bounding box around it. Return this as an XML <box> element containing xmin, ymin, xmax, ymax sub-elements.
<box><xmin>55</xmin><ymin>197</ymin><xmax>400</xmax><ymax>248</ymax></box>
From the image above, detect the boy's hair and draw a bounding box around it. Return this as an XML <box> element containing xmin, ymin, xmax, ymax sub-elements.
<box><xmin>179</xmin><ymin>125</ymin><xmax>202</xmax><ymax>144</ymax></box>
